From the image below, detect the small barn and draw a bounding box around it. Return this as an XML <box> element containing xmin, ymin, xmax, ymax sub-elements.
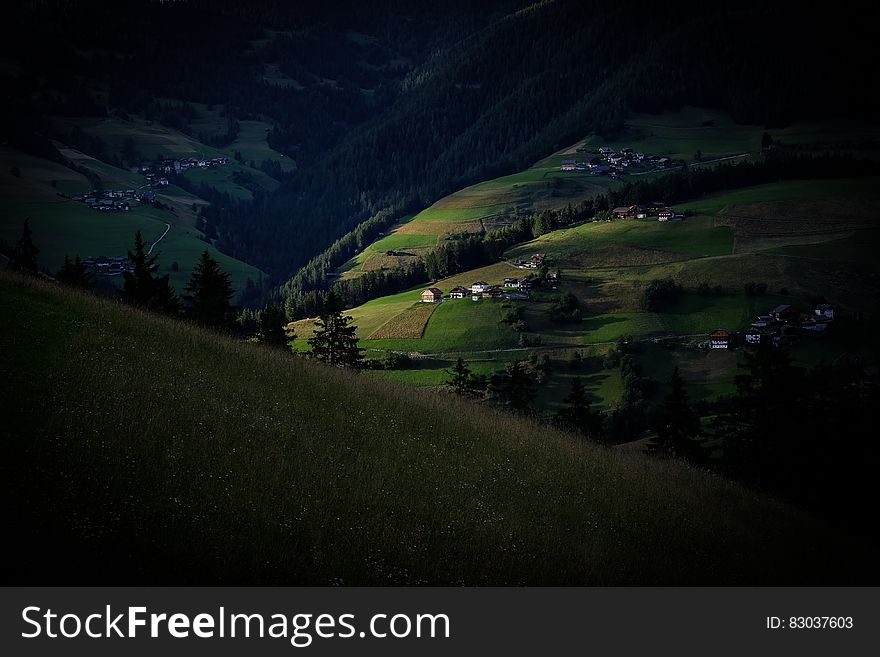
<box><xmin>449</xmin><ymin>286</ymin><xmax>468</xmax><ymax>299</ymax></box>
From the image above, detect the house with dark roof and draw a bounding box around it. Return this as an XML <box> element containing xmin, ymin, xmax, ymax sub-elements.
<box><xmin>709</xmin><ymin>328</ymin><xmax>732</xmax><ymax>349</ymax></box>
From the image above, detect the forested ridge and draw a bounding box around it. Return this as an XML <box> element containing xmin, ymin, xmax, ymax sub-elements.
<box><xmin>4</xmin><ymin>0</ymin><xmax>878</xmax><ymax>303</ymax></box>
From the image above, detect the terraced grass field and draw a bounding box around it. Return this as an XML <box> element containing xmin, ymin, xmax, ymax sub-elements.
<box><xmin>363</xmin><ymin>298</ymin><xmax>523</xmax><ymax>353</ymax></box>
<box><xmin>367</xmin><ymin>301</ymin><xmax>438</xmax><ymax>339</ymax></box>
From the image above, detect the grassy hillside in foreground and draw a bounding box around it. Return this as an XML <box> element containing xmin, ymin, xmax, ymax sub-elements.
<box><xmin>2</xmin><ymin>272</ymin><xmax>877</xmax><ymax>585</ymax></box>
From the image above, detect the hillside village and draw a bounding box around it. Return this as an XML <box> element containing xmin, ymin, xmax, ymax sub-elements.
<box><xmin>65</xmin><ymin>155</ymin><xmax>230</xmax><ymax>213</ymax></box>
<box><xmin>561</xmin><ymin>145</ymin><xmax>675</xmax><ymax>177</ymax></box>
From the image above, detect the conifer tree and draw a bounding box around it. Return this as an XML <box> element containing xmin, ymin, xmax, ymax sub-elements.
<box><xmin>308</xmin><ymin>291</ymin><xmax>363</xmax><ymax>368</ymax></box>
<box><xmin>8</xmin><ymin>219</ymin><xmax>39</xmax><ymax>275</ymax></box>
<box><xmin>445</xmin><ymin>357</ymin><xmax>474</xmax><ymax>395</ymax></box>
<box><xmin>122</xmin><ymin>230</ymin><xmax>179</xmax><ymax>315</ymax></box>
<box><xmin>56</xmin><ymin>255</ymin><xmax>92</xmax><ymax>288</ymax></box>
<box><xmin>557</xmin><ymin>377</ymin><xmax>602</xmax><ymax>440</ymax></box>
<box><xmin>648</xmin><ymin>367</ymin><xmax>704</xmax><ymax>461</ymax></box>
<box><xmin>185</xmin><ymin>250</ymin><xmax>236</xmax><ymax>330</ymax></box>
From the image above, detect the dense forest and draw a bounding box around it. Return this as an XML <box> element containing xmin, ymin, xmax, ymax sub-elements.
<box><xmin>3</xmin><ymin>1</ymin><xmax>878</xmax><ymax>304</ymax></box>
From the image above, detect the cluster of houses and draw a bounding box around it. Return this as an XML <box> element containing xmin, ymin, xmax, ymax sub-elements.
<box><xmin>70</xmin><ymin>189</ymin><xmax>140</xmax><ymax>212</ymax></box>
<box><xmin>69</xmin><ymin>187</ymin><xmax>160</xmax><ymax>212</ymax></box>
<box><xmin>611</xmin><ymin>203</ymin><xmax>682</xmax><ymax>222</ymax></box>
<box><xmin>82</xmin><ymin>255</ymin><xmax>134</xmax><ymax>277</ymax></box>
<box><xmin>560</xmin><ymin>146</ymin><xmax>673</xmax><ymax>178</ymax></box>
<box><xmin>513</xmin><ymin>253</ymin><xmax>546</xmax><ymax>270</ymax></box>
<box><xmin>420</xmin><ymin>276</ymin><xmax>536</xmax><ymax>303</ymax></box>
<box><xmin>704</xmin><ymin>303</ymin><xmax>836</xmax><ymax>350</ymax></box>
<box><xmin>140</xmin><ymin>156</ymin><xmax>228</xmax><ymax>179</ymax></box>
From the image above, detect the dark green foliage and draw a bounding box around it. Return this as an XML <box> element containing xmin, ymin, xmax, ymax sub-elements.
<box><xmin>488</xmin><ymin>360</ymin><xmax>536</xmax><ymax>413</ymax></box>
<box><xmin>260</xmin><ymin>303</ymin><xmax>290</xmax><ymax>350</ymax></box>
<box><xmin>714</xmin><ymin>343</ymin><xmax>803</xmax><ymax>481</ymax></box>
<box><xmin>641</xmin><ymin>279</ymin><xmax>682</xmax><ymax>311</ymax></box>
<box><xmin>549</xmin><ymin>292</ymin><xmax>582</xmax><ymax>323</ymax></box>
<box><xmin>184</xmin><ymin>250</ymin><xmax>237</xmax><ymax>330</ymax></box>
<box><xmin>709</xmin><ymin>344</ymin><xmax>879</xmax><ymax>537</ymax></box>
<box><xmin>307</xmin><ymin>291</ymin><xmax>363</xmax><ymax>368</ymax></box>
<box><xmin>7</xmin><ymin>219</ymin><xmax>40</xmax><ymax>275</ymax></box>
<box><xmin>648</xmin><ymin>367</ymin><xmax>704</xmax><ymax>462</ymax></box>
<box><xmin>374</xmin><ymin>351</ymin><xmax>412</xmax><ymax>370</ymax></box>
<box><xmin>56</xmin><ymin>255</ymin><xmax>92</xmax><ymax>289</ymax></box>
<box><xmin>122</xmin><ymin>231</ymin><xmax>179</xmax><ymax>315</ymax></box>
<box><xmin>557</xmin><ymin>377</ymin><xmax>602</xmax><ymax>440</ymax></box>
<box><xmin>445</xmin><ymin>357</ymin><xmax>476</xmax><ymax>396</ymax></box>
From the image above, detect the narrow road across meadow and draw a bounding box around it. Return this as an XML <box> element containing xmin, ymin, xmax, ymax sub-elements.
<box><xmin>147</xmin><ymin>223</ymin><xmax>171</xmax><ymax>255</ymax></box>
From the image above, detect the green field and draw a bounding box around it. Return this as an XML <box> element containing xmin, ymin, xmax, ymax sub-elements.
<box><xmin>509</xmin><ymin>216</ymin><xmax>734</xmax><ymax>267</ymax></box>
<box><xmin>363</xmin><ymin>298</ymin><xmax>523</xmax><ymax>353</ymax></box>
<box><xmin>678</xmin><ymin>177</ymin><xmax>880</xmax><ymax>216</ymax></box>
<box><xmin>5</xmin><ymin>273</ymin><xmax>875</xmax><ymax>584</ymax></box>
<box><xmin>575</xmin><ymin>106</ymin><xmax>880</xmax><ymax>162</ymax></box>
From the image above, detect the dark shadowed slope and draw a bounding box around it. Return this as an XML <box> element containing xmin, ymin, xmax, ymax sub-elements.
<box><xmin>1</xmin><ymin>273</ymin><xmax>876</xmax><ymax>584</ymax></box>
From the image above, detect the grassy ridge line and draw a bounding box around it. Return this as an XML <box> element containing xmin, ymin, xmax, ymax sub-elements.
<box><xmin>2</xmin><ymin>273</ymin><xmax>876</xmax><ymax>584</ymax></box>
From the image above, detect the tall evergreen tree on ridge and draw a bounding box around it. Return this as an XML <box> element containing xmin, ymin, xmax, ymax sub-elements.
<box><xmin>308</xmin><ymin>290</ymin><xmax>363</xmax><ymax>368</ymax></box>
<box><xmin>122</xmin><ymin>230</ymin><xmax>179</xmax><ymax>315</ymax></box>
<box><xmin>185</xmin><ymin>250</ymin><xmax>237</xmax><ymax>330</ymax></box>
<box><xmin>648</xmin><ymin>367</ymin><xmax>704</xmax><ymax>462</ymax></box>
<box><xmin>557</xmin><ymin>377</ymin><xmax>602</xmax><ymax>440</ymax></box>
<box><xmin>8</xmin><ymin>218</ymin><xmax>39</xmax><ymax>275</ymax></box>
